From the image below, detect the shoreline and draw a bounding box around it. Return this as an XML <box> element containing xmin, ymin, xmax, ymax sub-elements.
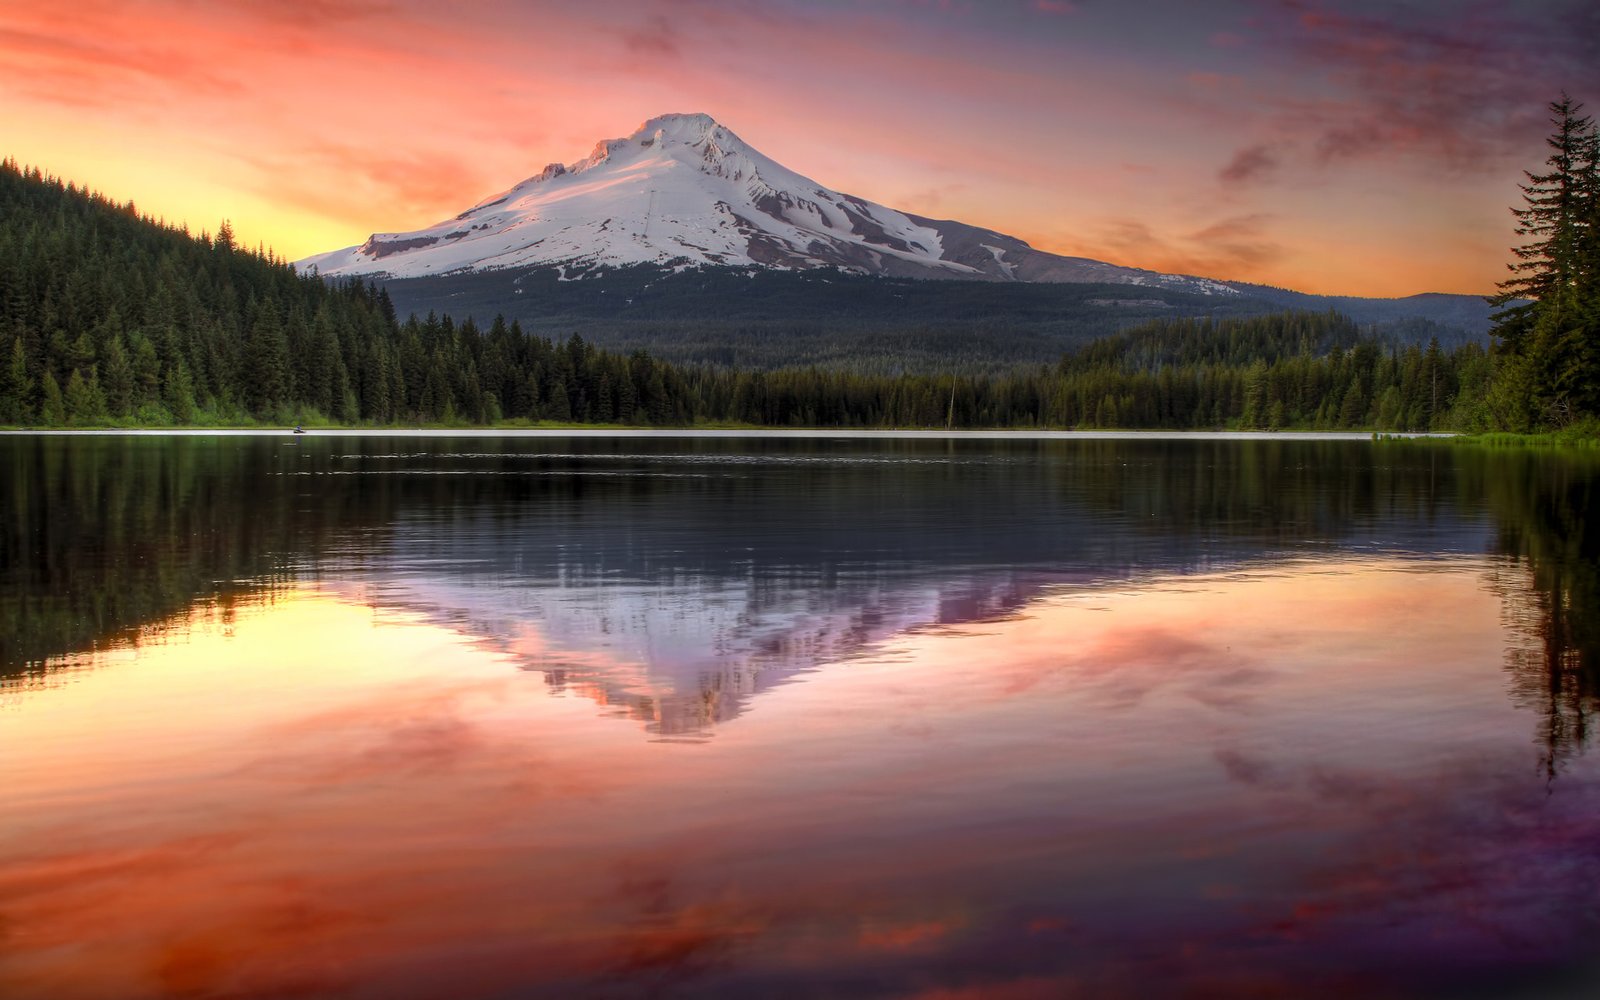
<box><xmin>0</xmin><ymin>427</ymin><xmax>1456</xmax><ymax>441</ymax></box>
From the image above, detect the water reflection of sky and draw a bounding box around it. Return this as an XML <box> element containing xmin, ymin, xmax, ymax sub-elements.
<box><xmin>284</xmin><ymin>439</ymin><xmax>1497</xmax><ymax>738</ymax></box>
<box><xmin>4</xmin><ymin>556</ymin><xmax>1597</xmax><ymax>999</ymax></box>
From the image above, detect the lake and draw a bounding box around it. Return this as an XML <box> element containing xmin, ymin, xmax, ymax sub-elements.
<box><xmin>2</xmin><ymin>433</ymin><xmax>1597</xmax><ymax>999</ymax></box>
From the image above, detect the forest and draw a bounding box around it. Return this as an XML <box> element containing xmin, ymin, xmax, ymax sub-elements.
<box><xmin>0</xmin><ymin>95</ymin><xmax>1594</xmax><ymax>432</ymax></box>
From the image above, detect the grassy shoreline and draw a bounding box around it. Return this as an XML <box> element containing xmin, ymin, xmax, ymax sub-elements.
<box><xmin>3</xmin><ymin>422</ymin><xmax>1452</xmax><ymax>438</ymax></box>
<box><xmin>4</xmin><ymin>419</ymin><xmax>1595</xmax><ymax>447</ymax></box>
<box><xmin>1435</xmin><ymin>419</ymin><xmax>1600</xmax><ymax>450</ymax></box>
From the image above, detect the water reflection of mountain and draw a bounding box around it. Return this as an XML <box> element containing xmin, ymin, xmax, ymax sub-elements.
<box><xmin>3</xmin><ymin>435</ymin><xmax>1592</xmax><ymax>747</ymax></box>
<box><xmin>348</xmin><ymin>567</ymin><xmax>1063</xmax><ymax>737</ymax></box>
<box><xmin>302</xmin><ymin>438</ymin><xmax>1491</xmax><ymax>735</ymax></box>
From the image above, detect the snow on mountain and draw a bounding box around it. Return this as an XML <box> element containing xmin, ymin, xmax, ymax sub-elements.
<box><xmin>296</xmin><ymin>112</ymin><xmax>1236</xmax><ymax>295</ymax></box>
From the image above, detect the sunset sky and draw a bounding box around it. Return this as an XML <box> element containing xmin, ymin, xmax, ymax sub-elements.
<box><xmin>2</xmin><ymin>0</ymin><xmax>1594</xmax><ymax>296</ymax></box>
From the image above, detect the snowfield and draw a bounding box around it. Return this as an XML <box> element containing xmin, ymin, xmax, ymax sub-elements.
<box><xmin>296</xmin><ymin>112</ymin><xmax>1237</xmax><ymax>296</ymax></box>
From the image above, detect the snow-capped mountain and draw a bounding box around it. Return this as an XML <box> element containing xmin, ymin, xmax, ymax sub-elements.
<box><xmin>296</xmin><ymin>112</ymin><xmax>1235</xmax><ymax>295</ymax></box>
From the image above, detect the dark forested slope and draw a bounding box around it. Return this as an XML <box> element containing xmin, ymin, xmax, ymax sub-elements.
<box><xmin>372</xmin><ymin>262</ymin><xmax>1496</xmax><ymax>371</ymax></box>
<box><xmin>0</xmin><ymin>160</ymin><xmax>1502</xmax><ymax>431</ymax></box>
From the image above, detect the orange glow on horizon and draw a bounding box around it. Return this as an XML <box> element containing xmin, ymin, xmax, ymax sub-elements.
<box><xmin>0</xmin><ymin>1</ymin><xmax>1562</xmax><ymax>297</ymax></box>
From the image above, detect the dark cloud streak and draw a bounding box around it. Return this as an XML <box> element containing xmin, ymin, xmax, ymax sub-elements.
<box><xmin>621</xmin><ymin>13</ymin><xmax>681</xmax><ymax>58</ymax></box>
<box><xmin>1219</xmin><ymin>143</ymin><xmax>1279</xmax><ymax>184</ymax></box>
<box><xmin>1242</xmin><ymin>0</ymin><xmax>1600</xmax><ymax>175</ymax></box>
<box><xmin>1081</xmin><ymin>213</ymin><xmax>1284</xmax><ymax>280</ymax></box>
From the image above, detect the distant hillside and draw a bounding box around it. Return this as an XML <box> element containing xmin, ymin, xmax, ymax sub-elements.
<box><xmin>373</xmin><ymin>265</ymin><xmax>1271</xmax><ymax>373</ymax></box>
<box><xmin>372</xmin><ymin>264</ymin><xmax>1493</xmax><ymax>372</ymax></box>
<box><xmin>1225</xmin><ymin>281</ymin><xmax>1502</xmax><ymax>338</ymax></box>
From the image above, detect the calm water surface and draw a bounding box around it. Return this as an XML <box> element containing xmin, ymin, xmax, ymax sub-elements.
<box><xmin>2</xmin><ymin>434</ymin><xmax>1597</xmax><ymax>999</ymax></box>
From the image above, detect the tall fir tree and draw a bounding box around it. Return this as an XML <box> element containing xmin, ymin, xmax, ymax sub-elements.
<box><xmin>164</xmin><ymin>359</ymin><xmax>197</xmax><ymax>423</ymax></box>
<box><xmin>1488</xmin><ymin>94</ymin><xmax>1600</xmax><ymax>426</ymax></box>
<box><xmin>101</xmin><ymin>334</ymin><xmax>134</xmax><ymax>417</ymax></box>
<box><xmin>243</xmin><ymin>300</ymin><xmax>291</xmax><ymax>418</ymax></box>
<box><xmin>1</xmin><ymin>336</ymin><xmax>32</xmax><ymax>423</ymax></box>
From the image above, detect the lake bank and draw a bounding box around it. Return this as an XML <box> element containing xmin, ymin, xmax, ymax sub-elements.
<box><xmin>0</xmin><ymin>426</ymin><xmax>1455</xmax><ymax>441</ymax></box>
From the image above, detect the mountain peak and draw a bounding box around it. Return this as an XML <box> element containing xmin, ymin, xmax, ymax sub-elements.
<box><xmin>295</xmin><ymin>112</ymin><xmax>1238</xmax><ymax>297</ymax></box>
<box><xmin>569</xmin><ymin>112</ymin><xmax>744</xmax><ymax>175</ymax></box>
<box><xmin>632</xmin><ymin>111</ymin><xmax>723</xmax><ymax>138</ymax></box>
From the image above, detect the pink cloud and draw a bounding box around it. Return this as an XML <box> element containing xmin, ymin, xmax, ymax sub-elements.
<box><xmin>1237</xmin><ymin>0</ymin><xmax>1595</xmax><ymax>174</ymax></box>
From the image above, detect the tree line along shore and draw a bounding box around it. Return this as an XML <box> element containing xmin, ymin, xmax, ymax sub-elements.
<box><xmin>1</xmin><ymin>97</ymin><xmax>1595</xmax><ymax>437</ymax></box>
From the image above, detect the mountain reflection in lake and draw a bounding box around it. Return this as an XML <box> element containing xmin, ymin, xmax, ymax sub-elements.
<box><xmin>2</xmin><ymin>435</ymin><xmax>1597</xmax><ymax>999</ymax></box>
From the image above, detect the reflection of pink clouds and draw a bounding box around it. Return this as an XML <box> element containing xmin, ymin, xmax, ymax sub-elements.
<box><xmin>1225</xmin><ymin>767</ymin><xmax>1600</xmax><ymax>987</ymax></box>
<box><xmin>991</xmin><ymin>622</ymin><xmax>1260</xmax><ymax>708</ymax></box>
<box><xmin>0</xmin><ymin>833</ymin><xmax>247</xmax><ymax>922</ymax></box>
<box><xmin>2</xmin><ymin>563</ymin><xmax>1594</xmax><ymax>997</ymax></box>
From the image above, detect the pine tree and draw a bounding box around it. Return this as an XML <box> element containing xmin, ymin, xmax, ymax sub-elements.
<box><xmin>164</xmin><ymin>360</ymin><xmax>197</xmax><ymax>423</ymax></box>
<box><xmin>101</xmin><ymin>334</ymin><xmax>134</xmax><ymax>417</ymax></box>
<box><xmin>1241</xmin><ymin>359</ymin><xmax>1269</xmax><ymax>428</ymax></box>
<box><xmin>38</xmin><ymin>369</ymin><xmax>65</xmax><ymax>425</ymax></box>
<box><xmin>1488</xmin><ymin>94</ymin><xmax>1600</xmax><ymax>425</ymax></box>
<box><xmin>243</xmin><ymin>301</ymin><xmax>290</xmax><ymax>418</ymax></box>
<box><xmin>129</xmin><ymin>333</ymin><xmax>161</xmax><ymax>407</ymax></box>
<box><xmin>64</xmin><ymin>368</ymin><xmax>107</xmax><ymax>424</ymax></box>
<box><xmin>306</xmin><ymin>306</ymin><xmax>341</xmax><ymax>414</ymax></box>
<box><xmin>1</xmin><ymin>336</ymin><xmax>32</xmax><ymax>423</ymax></box>
<box><xmin>1337</xmin><ymin>374</ymin><xmax>1367</xmax><ymax>426</ymax></box>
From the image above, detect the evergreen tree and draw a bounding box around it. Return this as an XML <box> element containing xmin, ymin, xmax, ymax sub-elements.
<box><xmin>67</xmin><ymin>331</ymin><xmax>96</xmax><ymax>374</ymax></box>
<box><xmin>164</xmin><ymin>359</ymin><xmax>197</xmax><ymax>423</ymax></box>
<box><xmin>1488</xmin><ymin>94</ymin><xmax>1600</xmax><ymax>425</ymax></box>
<box><xmin>38</xmin><ymin>369</ymin><xmax>65</xmax><ymax>425</ymax></box>
<box><xmin>1</xmin><ymin>336</ymin><xmax>32</xmax><ymax>423</ymax></box>
<box><xmin>1241</xmin><ymin>358</ymin><xmax>1269</xmax><ymax>427</ymax></box>
<box><xmin>1337</xmin><ymin>374</ymin><xmax>1367</xmax><ymax>426</ymax></box>
<box><xmin>101</xmin><ymin>334</ymin><xmax>134</xmax><ymax>417</ymax></box>
<box><xmin>243</xmin><ymin>301</ymin><xmax>290</xmax><ymax>418</ymax></box>
<box><xmin>64</xmin><ymin>368</ymin><xmax>107</xmax><ymax>424</ymax></box>
<box><xmin>307</xmin><ymin>306</ymin><xmax>342</xmax><ymax>415</ymax></box>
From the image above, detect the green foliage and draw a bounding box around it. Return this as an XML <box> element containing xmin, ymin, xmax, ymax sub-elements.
<box><xmin>1488</xmin><ymin>95</ymin><xmax>1600</xmax><ymax>427</ymax></box>
<box><xmin>163</xmin><ymin>360</ymin><xmax>196</xmax><ymax>424</ymax></box>
<box><xmin>37</xmin><ymin>370</ymin><xmax>64</xmax><ymax>425</ymax></box>
<box><xmin>243</xmin><ymin>301</ymin><xmax>290</xmax><ymax>417</ymax></box>
<box><xmin>0</xmin><ymin>336</ymin><xmax>32</xmax><ymax>423</ymax></box>
<box><xmin>0</xmin><ymin>158</ymin><xmax>1517</xmax><ymax>431</ymax></box>
<box><xmin>380</xmin><ymin>261</ymin><xmax>1500</xmax><ymax>372</ymax></box>
<box><xmin>63</xmin><ymin>367</ymin><xmax>107</xmax><ymax>424</ymax></box>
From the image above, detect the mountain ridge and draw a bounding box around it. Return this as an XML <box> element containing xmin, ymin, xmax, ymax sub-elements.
<box><xmin>293</xmin><ymin>112</ymin><xmax>1503</xmax><ymax>358</ymax></box>
<box><xmin>296</xmin><ymin>112</ymin><xmax>1236</xmax><ymax>296</ymax></box>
